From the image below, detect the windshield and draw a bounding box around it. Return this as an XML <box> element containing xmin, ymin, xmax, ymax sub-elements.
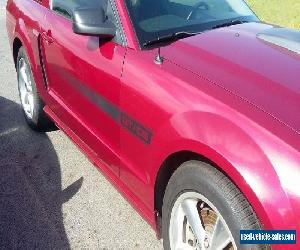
<box><xmin>124</xmin><ymin>0</ymin><xmax>258</xmax><ymax>47</ymax></box>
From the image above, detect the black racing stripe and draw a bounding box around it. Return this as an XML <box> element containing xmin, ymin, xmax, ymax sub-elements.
<box><xmin>56</xmin><ymin>68</ymin><xmax>152</xmax><ymax>144</ymax></box>
<box><xmin>72</xmin><ymin>78</ymin><xmax>120</xmax><ymax>122</ymax></box>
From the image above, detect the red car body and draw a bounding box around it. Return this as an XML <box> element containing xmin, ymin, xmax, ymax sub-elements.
<box><xmin>6</xmin><ymin>0</ymin><xmax>300</xmax><ymax>248</ymax></box>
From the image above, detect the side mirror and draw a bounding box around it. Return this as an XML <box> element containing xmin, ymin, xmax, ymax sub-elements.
<box><xmin>72</xmin><ymin>7</ymin><xmax>116</xmax><ymax>38</ymax></box>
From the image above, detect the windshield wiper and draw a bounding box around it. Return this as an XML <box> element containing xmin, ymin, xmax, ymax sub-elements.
<box><xmin>212</xmin><ymin>19</ymin><xmax>248</xmax><ymax>29</ymax></box>
<box><xmin>143</xmin><ymin>31</ymin><xmax>200</xmax><ymax>47</ymax></box>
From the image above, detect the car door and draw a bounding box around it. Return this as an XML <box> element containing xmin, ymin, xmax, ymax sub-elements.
<box><xmin>40</xmin><ymin>0</ymin><xmax>126</xmax><ymax>175</ymax></box>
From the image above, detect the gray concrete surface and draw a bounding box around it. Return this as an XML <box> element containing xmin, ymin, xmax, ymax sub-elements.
<box><xmin>0</xmin><ymin>0</ymin><xmax>163</xmax><ymax>249</ymax></box>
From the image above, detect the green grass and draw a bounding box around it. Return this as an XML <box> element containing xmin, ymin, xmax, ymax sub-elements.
<box><xmin>246</xmin><ymin>0</ymin><xmax>300</xmax><ymax>29</ymax></box>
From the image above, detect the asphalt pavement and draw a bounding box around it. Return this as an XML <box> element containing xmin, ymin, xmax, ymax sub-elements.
<box><xmin>0</xmin><ymin>0</ymin><xmax>163</xmax><ymax>249</ymax></box>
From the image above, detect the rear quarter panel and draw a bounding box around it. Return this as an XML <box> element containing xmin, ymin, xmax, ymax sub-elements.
<box><xmin>6</xmin><ymin>0</ymin><xmax>48</xmax><ymax>98</ymax></box>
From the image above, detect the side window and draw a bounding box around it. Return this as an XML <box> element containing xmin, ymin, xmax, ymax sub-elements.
<box><xmin>106</xmin><ymin>1</ymin><xmax>124</xmax><ymax>44</ymax></box>
<box><xmin>50</xmin><ymin>0</ymin><xmax>125</xmax><ymax>45</ymax></box>
<box><xmin>51</xmin><ymin>0</ymin><xmax>73</xmax><ymax>19</ymax></box>
<box><xmin>168</xmin><ymin>0</ymin><xmax>199</xmax><ymax>7</ymax></box>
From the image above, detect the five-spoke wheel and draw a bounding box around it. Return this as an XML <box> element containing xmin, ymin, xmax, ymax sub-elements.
<box><xmin>169</xmin><ymin>192</ymin><xmax>236</xmax><ymax>250</ymax></box>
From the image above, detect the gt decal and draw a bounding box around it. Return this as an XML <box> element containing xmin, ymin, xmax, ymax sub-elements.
<box><xmin>120</xmin><ymin>112</ymin><xmax>152</xmax><ymax>144</ymax></box>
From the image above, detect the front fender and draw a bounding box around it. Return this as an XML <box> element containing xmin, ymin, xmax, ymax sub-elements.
<box><xmin>150</xmin><ymin>110</ymin><xmax>297</xmax><ymax>237</ymax></box>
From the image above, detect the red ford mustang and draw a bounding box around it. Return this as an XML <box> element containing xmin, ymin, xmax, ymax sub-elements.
<box><xmin>6</xmin><ymin>0</ymin><xmax>300</xmax><ymax>249</ymax></box>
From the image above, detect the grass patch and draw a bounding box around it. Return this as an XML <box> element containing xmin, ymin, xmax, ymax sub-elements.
<box><xmin>246</xmin><ymin>0</ymin><xmax>300</xmax><ymax>29</ymax></box>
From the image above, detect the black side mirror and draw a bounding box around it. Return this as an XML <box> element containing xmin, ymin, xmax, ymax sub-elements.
<box><xmin>72</xmin><ymin>7</ymin><xmax>116</xmax><ymax>38</ymax></box>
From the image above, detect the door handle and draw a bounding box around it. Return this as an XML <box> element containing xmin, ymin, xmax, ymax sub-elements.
<box><xmin>41</xmin><ymin>30</ymin><xmax>54</xmax><ymax>44</ymax></box>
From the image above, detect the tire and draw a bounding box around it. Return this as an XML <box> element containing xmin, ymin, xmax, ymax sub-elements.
<box><xmin>162</xmin><ymin>160</ymin><xmax>269</xmax><ymax>250</ymax></box>
<box><xmin>16</xmin><ymin>47</ymin><xmax>54</xmax><ymax>131</ymax></box>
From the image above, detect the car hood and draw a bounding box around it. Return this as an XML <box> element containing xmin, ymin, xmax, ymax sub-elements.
<box><xmin>162</xmin><ymin>22</ymin><xmax>300</xmax><ymax>135</ymax></box>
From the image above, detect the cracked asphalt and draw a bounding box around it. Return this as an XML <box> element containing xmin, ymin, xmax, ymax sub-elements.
<box><xmin>0</xmin><ymin>0</ymin><xmax>163</xmax><ymax>249</ymax></box>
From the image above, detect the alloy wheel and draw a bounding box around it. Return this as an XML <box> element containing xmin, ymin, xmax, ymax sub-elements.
<box><xmin>18</xmin><ymin>57</ymin><xmax>34</xmax><ymax>119</ymax></box>
<box><xmin>169</xmin><ymin>192</ymin><xmax>237</xmax><ymax>250</ymax></box>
